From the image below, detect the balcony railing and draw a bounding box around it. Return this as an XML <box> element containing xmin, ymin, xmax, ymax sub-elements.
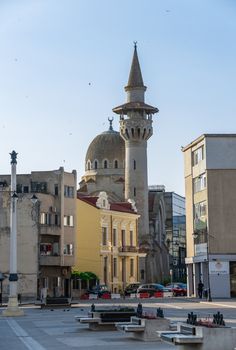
<box><xmin>40</xmin><ymin>255</ymin><xmax>61</xmax><ymax>266</ymax></box>
<box><xmin>40</xmin><ymin>225</ymin><xmax>61</xmax><ymax>235</ymax></box>
<box><xmin>118</xmin><ymin>246</ymin><xmax>138</xmax><ymax>253</ymax></box>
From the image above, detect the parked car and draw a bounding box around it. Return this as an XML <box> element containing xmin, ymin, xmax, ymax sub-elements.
<box><xmin>137</xmin><ymin>283</ymin><xmax>171</xmax><ymax>297</ymax></box>
<box><xmin>166</xmin><ymin>283</ymin><xmax>187</xmax><ymax>296</ymax></box>
<box><xmin>124</xmin><ymin>283</ymin><xmax>141</xmax><ymax>296</ymax></box>
<box><xmin>87</xmin><ymin>284</ymin><xmax>111</xmax><ymax>297</ymax></box>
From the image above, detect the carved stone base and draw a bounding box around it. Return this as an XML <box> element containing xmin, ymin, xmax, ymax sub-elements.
<box><xmin>2</xmin><ymin>296</ymin><xmax>24</xmax><ymax>317</ymax></box>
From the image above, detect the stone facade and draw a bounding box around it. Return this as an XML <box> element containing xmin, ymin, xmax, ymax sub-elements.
<box><xmin>0</xmin><ymin>167</ymin><xmax>77</xmax><ymax>300</ymax></box>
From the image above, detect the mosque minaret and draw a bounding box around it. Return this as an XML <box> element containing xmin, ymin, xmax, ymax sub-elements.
<box><xmin>113</xmin><ymin>43</ymin><xmax>158</xmax><ymax>279</ymax></box>
<box><xmin>80</xmin><ymin>44</ymin><xmax>165</xmax><ymax>283</ymax></box>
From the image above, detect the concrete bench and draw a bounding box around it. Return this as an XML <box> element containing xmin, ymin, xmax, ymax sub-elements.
<box><xmin>41</xmin><ymin>297</ymin><xmax>71</xmax><ymax>309</ymax></box>
<box><xmin>158</xmin><ymin>323</ymin><xmax>236</xmax><ymax>350</ymax></box>
<box><xmin>75</xmin><ymin>308</ymin><xmax>136</xmax><ymax>331</ymax></box>
<box><xmin>116</xmin><ymin>316</ymin><xmax>170</xmax><ymax>341</ymax></box>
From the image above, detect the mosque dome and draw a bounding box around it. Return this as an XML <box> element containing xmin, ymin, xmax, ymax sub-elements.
<box><xmin>85</xmin><ymin>119</ymin><xmax>125</xmax><ymax>172</ymax></box>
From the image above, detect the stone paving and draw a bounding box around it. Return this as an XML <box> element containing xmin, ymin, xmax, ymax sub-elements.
<box><xmin>1</xmin><ymin>298</ymin><xmax>236</xmax><ymax>350</ymax></box>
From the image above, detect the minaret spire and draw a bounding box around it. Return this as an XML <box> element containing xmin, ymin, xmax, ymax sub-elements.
<box><xmin>126</xmin><ymin>42</ymin><xmax>145</xmax><ymax>89</ymax></box>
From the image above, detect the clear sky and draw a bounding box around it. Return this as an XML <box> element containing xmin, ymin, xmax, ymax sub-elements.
<box><xmin>1</xmin><ymin>0</ymin><xmax>236</xmax><ymax>196</ymax></box>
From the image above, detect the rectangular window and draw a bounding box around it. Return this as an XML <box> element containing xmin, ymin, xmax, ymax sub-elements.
<box><xmin>121</xmin><ymin>230</ymin><xmax>126</xmax><ymax>247</ymax></box>
<box><xmin>31</xmin><ymin>182</ymin><xmax>47</xmax><ymax>193</ymax></box>
<box><xmin>16</xmin><ymin>184</ymin><xmax>22</xmax><ymax>193</ymax></box>
<box><xmin>23</xmin><ymin>186</ymin><xmax>29</xmax><ymax>193</ymax></box>
<box><xmin>54</xmin><ymin>214</ymin><xmax>59</xmax><ymax>226</ymax></box>
<box><xmin>130</xmin><ymin>259</ymin><xmax>134</xmax><ymax>277</ymax></box>
<box><xmin>192</xmin><ymin>146</ymin><xmax>204</xmax><ymax>166</ymax></box>
<box><xmin>40</xmin><ymin>243</ymin><xmax>52</xmax><ymax>256</ymax></box>
<box><xmin>52</xmin><ymin>242</ymin><xmax>59</xmax><ymax>256</ymax></box>
<box><xmin>194</xmin><ymin>201</ymin><xmax>207</xmax><ymax>220</ymax></box>
<box><xmin>63</xmin><ymin>244</ymin><xmax>73</xmax><ymax>255</ymax></box>
<box><xmin>63</xmin><ymin>215</ymin><xmax>74</xmax><ymax>227</ymax></box>
<box><xmin>193</xmin><ymin>173</ymin><xmax>206</xmax><ymax>193</ymax></box>
<box><xmin>64</xmin><ymin>185</ymin><xmax>74</xmax><ymax>198</ymax></box>
<box><xmin>40</xmin><ymin>213</ymin><xmax>51</xmax><ymax>225</ymax></box>
<box><xmin>102</xmin><ymin>227</ymin><xmax>107</xmax><ymax>245</ymax></box>
<box><xmin>130</xmin><ymin>231</ymin><xmax>133</xmax><ymax>246</ymax></box>
<box><xmin>54</xmin><ymin>184</ymin><xmax>59</xmax><ymax>196</ymax></box>
<box><xmin>113</xmin><ymin>257</ymin><xmax>117</xmax><ymax>277</ymax></box>
<box><xmin>113</xmin><ymin>228</ymin><xmax>117</xmax><ymax>247</ymax></box>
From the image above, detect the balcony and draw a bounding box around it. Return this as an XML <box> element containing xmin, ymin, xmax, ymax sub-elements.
<box><xmin>40</xmin><ymin>225</ymin><xmax>61</xmax><ymax>236</ymax></box>
<box><xmin>118</xmin><ymin>246</ymin><xmax>139</xmax><ymax>256</ymax></box>
<box><xmin>40</xmin><ymin>255</ymin><xmax>61</xmax><ymax>266</ymax></box>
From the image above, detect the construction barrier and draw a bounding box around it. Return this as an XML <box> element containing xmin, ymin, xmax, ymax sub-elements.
<box><xmin>111</xmin><ymin>293</ymin><xmax>121</xmax><ymax>299</ymax></box>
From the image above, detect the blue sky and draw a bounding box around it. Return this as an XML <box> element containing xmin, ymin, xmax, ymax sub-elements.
<box><xmin>1</xmin><ymin>0</ymin><xmax>236</xmax><ymax>195</ymax></box>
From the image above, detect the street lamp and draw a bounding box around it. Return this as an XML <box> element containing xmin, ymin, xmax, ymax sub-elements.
<box><xmin>2</xmin><ymin>151</ymin><xmax>38</xmax><ymax>316</ymax></box>
<box><xmin>193</xmin><ymin>228</ymin><xmax>212</xmax><ymax>302</ymax></box>
<box><xmin>2</xmin><ymin>151</ymin><xmax>24</xmax><ymax>316</ymax></box>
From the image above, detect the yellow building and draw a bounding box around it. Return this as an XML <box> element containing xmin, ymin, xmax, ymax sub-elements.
<box><xmin>76</xmin><ymin>191</ymin><xmax>144</xmax><ymax>293</ymax></box>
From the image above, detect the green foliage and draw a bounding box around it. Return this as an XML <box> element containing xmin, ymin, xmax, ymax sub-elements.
<box><xmin>162</xmin><ymin>277</ymin><xmax>171</xmax><ymax>285</ymax></box>
<box><xmin>71</xmin><ymin>270</ymin><xmax>97</xmax><ymax>281</ymax></box>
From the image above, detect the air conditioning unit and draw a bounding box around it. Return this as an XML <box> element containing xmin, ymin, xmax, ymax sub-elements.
<box><xmin>50</xmin><ymin>206</ymin><xmax>57</xmax><ymax>213</ymax></box>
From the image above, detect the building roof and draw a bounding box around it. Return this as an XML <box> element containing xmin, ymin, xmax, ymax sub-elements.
<box><xmin>77</xmin><ymin>193</ymin><xmax>137</xmax><ymax>214</ymax></box>
<box><xmin>85</xmin><ymin>121</ymin><xmax>125</xmax><ymax>166</ymax></box>
<box><xmin>182</xmin><ymin>134</ymin><xmax>236</xmax><ymax>152</ymax></box>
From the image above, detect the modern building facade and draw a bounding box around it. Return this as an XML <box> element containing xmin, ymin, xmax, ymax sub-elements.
<box><xmin>76</xmin><ymin>192</ymin><xmax>143</xmax><ymax>293</ymax></box>
<box><xmin>0</xmin><ymin>167</ymin><xmax>77</xmax><ymax>300</ymax></box>
<box><xmin>148</xmin><ymin>186</ymin><xmax>169</xmax><ymax>283</ymax></box>
<box><xmin>164</xmin><ymin>192</ymin><xmax>186</xmax><ymax>282</ymax></box>
<box><xmin>183</xmin><ymin>134</ymin><xmax>236</xmax><ymax>298</ymax></box>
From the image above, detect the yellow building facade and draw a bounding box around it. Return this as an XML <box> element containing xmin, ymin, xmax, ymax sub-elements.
<box><xmin>75</xmin><ymin>191</ymin><xmax>143</xmax><ymax>293</ymax></box>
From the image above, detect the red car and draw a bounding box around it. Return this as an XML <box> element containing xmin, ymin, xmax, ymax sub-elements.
<box><xmin>166</xmin><ymin>283</ymin><xmax>187</xmax><ymax>296</ymax></box>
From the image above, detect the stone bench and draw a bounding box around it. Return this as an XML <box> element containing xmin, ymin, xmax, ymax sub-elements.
<box><xmin>75</xmin><ymin>307</ymin><xmax>136</xmax><ymax>331</ymax></box>
<box><xmin>41</xmin><ymin>297</ymin><xmax>71</xmax><ymax>309</ymax></box>
<box><xmin>158</xmin><ymin>323</ymin><xmax>236</xmax><ymax>350</ymax></box>
<box><xmin>116</xmin><ymin>316</ymin><xmax>170</xmax><ymax>341</ymax></box>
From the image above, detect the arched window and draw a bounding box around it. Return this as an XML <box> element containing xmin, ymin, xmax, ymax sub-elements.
<box><xmin>114</xmin><ymin>160</ymin><xmax>118</xmax><ymax>169</ymax></box>
<box><xmin>87</xmin><ymin>161</ymin><xmax>91</xmax><ymax>170</ymax></box>
<box><xmin>104</xmin><ymin>160</ymin><xmax>108</xmax><ymax>169</ymax></box>
<box><xmin>94</xmin><ymin>160</ymin><xmax>98</xmax><ymax>169</ymax></box>
<box><xmin>133</xmin><ymin>160</ymin><xmax>136</xmax><ymax>170</ymax></box>
<box><xmin>134</xmin><ymin>187</ymin><xmax>136</xmax><ymax>197</ymax></box>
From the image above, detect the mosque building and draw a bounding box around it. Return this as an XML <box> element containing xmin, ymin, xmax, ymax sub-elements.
<box><xmin>78</xmin><ymin>44</ymin><xmax>169</xmax><ymax>283</ymax></box>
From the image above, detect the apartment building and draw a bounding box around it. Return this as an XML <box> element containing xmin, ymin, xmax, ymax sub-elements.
<box><xmin>0</xmin><ymin>167</ymin><xmax>77</xmax><ymax>300</ymax></box>
<box><xmin>183</xmin><ymin>134</ymin><xmax>236</xmax><ymax>298</ymax></box>
<box><xmin>76</xmin><ymin>192</ymin><xmax>144</xmax><ymax>293</ymax></box>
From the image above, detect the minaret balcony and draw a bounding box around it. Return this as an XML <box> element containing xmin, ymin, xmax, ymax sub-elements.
<box><xmin>120</xmin><ymin>119</ymin><xmax>153</xmax><ymax>141</ymax></box>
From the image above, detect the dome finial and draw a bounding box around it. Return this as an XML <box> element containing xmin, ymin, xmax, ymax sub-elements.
<box><xmin>108</xmin><ymin>117</ymin><xmax>114</xmax><ymax>131</ymax></box>
<box><xmin>133</xmin><ymin>41</ymin><xmax>137</xmax><ymax>49</ymax></box>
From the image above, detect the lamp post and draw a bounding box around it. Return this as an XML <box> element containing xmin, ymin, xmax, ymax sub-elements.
<box><xmin>3</xmin><ymin>151</ymin><xmax>24</xmax><ymax>316</ymax></box>
<box><xmin>2</xmin><ymin>151</ymin><xmax>39</xmax><ymax>316</ymax></box>
<box><xmin>193</xmin><ymin>228</ymin><xmax>212</xmax><ymax>302</ymax></box>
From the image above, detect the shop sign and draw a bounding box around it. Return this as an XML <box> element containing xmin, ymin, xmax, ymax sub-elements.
<box><xmin>209</xmin><ymin>261</ymin><xmax>229</xmax><ymax>275</ymax></box>
<box><xmin>195</xmin><ymin>243</ymin><xmax>207</xmax><ymax>256</ymax></box>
